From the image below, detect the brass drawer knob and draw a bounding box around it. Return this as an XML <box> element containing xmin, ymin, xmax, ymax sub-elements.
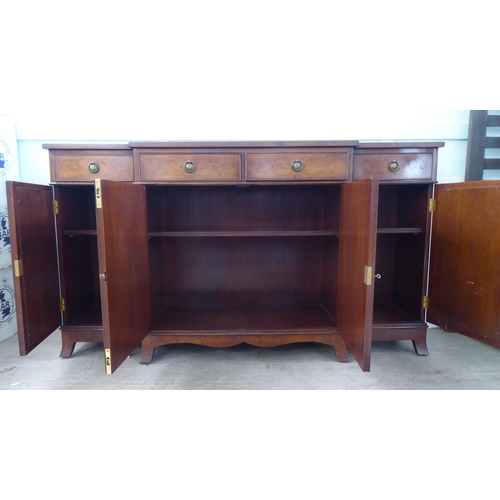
<box><xmin>388</xmin><ymin>160</ymin><xmax>400</xmax><ymax>172</ymax></box>
<box><xmin>184</xmin><ymin>161</ymin><xmax>196</xmax><ymax>173</ymax></box>
<box><xmin>88</xmin><ymin>162</ymin><xmax>100</xmax><ymax>174</ymax></box>
<box><xmin>291</xmin><ymin>160</ymin><xmax>303</xmax><ymax>172</ymax></box>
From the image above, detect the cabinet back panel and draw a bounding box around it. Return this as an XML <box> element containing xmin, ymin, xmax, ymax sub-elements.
<box><xmin>375</xmin><ymin>233</ymin><xmax>426</xmax><ymax>321</ymax></box>
<box><xmin>56</xmin><ymin>186</ymin><xmax>96</xmax><ymax>231</ymax></box>
<box><xmin>148</xmin><ymin>186</ymin><xmax>340</xmax><ymax>232</ymax></box>
<box><xmin>60</xmin><ymin>235</ymin><xmax>101</xmax><ymax>324</ymax></box>
<box><xmin>161</xmin><ymin>237</ymin><xmax>330</xmax><ymax>308</ymax></box>
<box><xmin>378</xmin><ymin>185</ymin><xmax>430</xmax><ymax>229</ymax></box>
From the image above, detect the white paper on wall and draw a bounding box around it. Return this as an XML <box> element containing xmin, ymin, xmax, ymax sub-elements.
<box><xmin>0</xmin><ymin>265</ymin><xmax>17</xmax><ymax>342</ymax></box>
<box><xmin>0</xmin><ymin>114</ymin><xmax>20</xmax><ymax>341</ymax></box>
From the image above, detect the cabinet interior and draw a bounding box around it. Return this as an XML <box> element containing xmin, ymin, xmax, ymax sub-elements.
<box><xmin>374</xmin><ymin>184</ymin><xmax>430</xmax><ymax>326</ymax></box>
<box><xmin>56</xmin><ymin>186</ymin><xmax>101</xmax><ymax>328</ymax></box>
<box><xmin>54</xmin><ymin>183</ymin><xmax>431</xmax><ymax>335</ymax></box>
<box><xmin>146</xmin><ymin>185</ymin><xmax>341</xmax><ymax>333</ymax></box>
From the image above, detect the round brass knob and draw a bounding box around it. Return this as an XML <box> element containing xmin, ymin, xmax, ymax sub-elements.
<box><xmin>88</xmin><ymin>162</ymin><xmax>100</xmax><ymax>174</ymax></box>
<box><xmin>388</xmin><ymin>160</ymin><xmax>400</xmax><ymax>172</ymax></box>
<box><xmin>291</xmin><ymin>160</ymin><xmax>303</xmax><ymax>172</ymax></box>
<box><xmin>184</xmin><ymin>161</ymin><xmax>196</xmax><ymax>173</ymax></box>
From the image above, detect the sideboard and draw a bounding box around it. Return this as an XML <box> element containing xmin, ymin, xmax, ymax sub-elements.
<box><xmin>7</xmin><ymin>140</ymin><xmax>499</xmax><ymax>374</ymax></box>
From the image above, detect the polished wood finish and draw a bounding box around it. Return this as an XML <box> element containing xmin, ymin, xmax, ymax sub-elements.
<box><xmin>136</xmin><ymin>151</ymin><xmax>242</xmax><ymax>183</ymax></box>
<box><xmin>10</xmin><ymin>140</ymin><xmax>451</xmax><ymax>373</ymax></box>
<box><xmin>140</xmin><ymin>332</ymin><xmax>348</xmax><ymax>364</ymax></box>
<box><xmin>60</xmin><ymin>329</ymin><xmax>103</xmax><ymax>358</ymax></box>
<box><xmin>96</xmin><ymin>180</ymin><xmax>151</xmax><ymax>374</ymax></box>
<box><xmin>55</xmin><ymin>186</ymin><xmax>99</xmax><ymax>326</ymax></box>
<box><xmin>6</xmin><ymin>182</ymin><xmax>61</xmax><ymax>355</ymax></box>
<box><xmin>337</xmin><ymin>178</ymin><xmax>379</xmax><ymax>371</ymax></box>
<box><xmin>428</xmin><ymin>180</ymin><xmax>500</xmax><ymax>346</ymax></box>
<box><xmin>129</xmin><ymin>140</ymin><xmax>359</xmax><ymax>149</ymax></box>
<box><xmin>43</xmin><ymin>144</ymin><xmax>130</xmax><ymax>150</ymax></box>
<box><xmin>50</xmin><ymin>150</ymin><xmax>134</xmax><ymax>183</ymax></box>
<box><xmin>353</xmin><ymin>149</ymin><xmax>436</xmax><ymax>182</ymax></box>
<box><xmin>246</xmin><ymin>151</ymin><xmax>350</xmax><ymax>181</ymax></box>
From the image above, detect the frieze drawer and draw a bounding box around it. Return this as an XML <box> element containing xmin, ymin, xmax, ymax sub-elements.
<box><xmin>246</xmin><ymin>151</ymin><xmax>351</xmax><ymax>181</ymax></box>
<box><xmin>136</xmin><ymin>151</ymin><xmax>242</xmax><ymax>182</ymax></box>
<box><xmin>50</xmin><ymin>151</ymin><xmax>134</xmax><ymax>183</ymax></box>
<box><xmin>353</xmin><ymin>151</ymin><xmax>435</xmax><ymax>181</ymax></box>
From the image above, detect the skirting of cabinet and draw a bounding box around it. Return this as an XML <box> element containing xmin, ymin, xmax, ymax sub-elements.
<box><xmin>140</xmin><ymin>332</ymin><xmax>349</xmax><ymax>365</ymax></box>
<box><xmin>140</xmin><ymin>305</ymin><xmax>349</xmax><ymax>364</ymax></box>
<box><xmin>60</xmin><ymin>328</ymin><xmax>103</xmax><ymax>358</ymax></box>
<box><xmin>372</xmin><ymin>326</ymin><xmax>428</xmax><ymax>355</ymax></box>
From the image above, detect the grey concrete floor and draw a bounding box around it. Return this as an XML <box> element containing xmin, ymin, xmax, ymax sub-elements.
<box><xmin>1</xmin><ymin>327</ymin><xmax>500</xmax><ymax>389</ymax></box>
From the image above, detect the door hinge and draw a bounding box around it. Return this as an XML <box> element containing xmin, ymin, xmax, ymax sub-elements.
<box><xmin>95</xmin><ymin>179</ymin><xmax>102</xmax><ymax>208</ymax></box>
<box><xmin>429</xmin><ymin>198</ymin><xmax>436</xmax><ymax>212</ymax></box>
<box><xmin>60</xmin><ymin>298</ymin><xmax>66</xmax><ymax>311</ymax></box>
<box><xmin>364</xmin><ymin>265</ymin><xmax>373</xmax><ymax>286</ymax></box>
<box><xmin>423</xmin><ymin>296</ymin><xmax>429</xmax><ymax>309</ymax></box>
<box><xmin>105</xmin><ymin>348</ymin><xmax>112</xmax><ymax>375</ymax></box>
<box><xmin>14</xmin><ymin>259</ymin><xmax>23</xmax><ymax>277</ymax></box>
<box><xmin>53</xmin><ymin>200</ymin><xmax>59</xmax><ymax>215</ymax></box>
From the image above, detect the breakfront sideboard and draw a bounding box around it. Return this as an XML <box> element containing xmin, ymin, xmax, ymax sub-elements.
<box><xmin>7</xmin><ymin>140</ymin><xmax>500</xmax><ymax>374</ymax></box>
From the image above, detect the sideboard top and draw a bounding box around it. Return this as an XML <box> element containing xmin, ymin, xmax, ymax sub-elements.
<box><xmin>127</xmin><ymin>140</ymin><xmax>360</xmax><ymax>148</ymax></box>
<box><xmin>42</xmin><ymin>140</ymin><xmax>445</xmax><ymax>150</ymax></box>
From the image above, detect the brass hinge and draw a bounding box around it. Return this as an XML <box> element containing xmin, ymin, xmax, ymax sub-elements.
<box><xmin>105</xmin><ymin>348</ymin><xmax>111</xmax><ymax>375</ymax></box>
<box><xmin>364</xmin><ymin>265</ymin><xmax>373</xmax><ymax>286</ymax></box>
<box><xmin>53</xmin><ymin>200</ymin><xmax>59</xmax><ymax>214</ymax></box>
<box><xmin>423</xmin><ymin>296</ymin><xmax>430</xmax><ymax>309</ymax></box>
<box><xmin>429</xmin><ymin>198</ymin><xmax>436</xmax><ymax>212</ymax></box>
<box><xmin>14</xmin><ymin>259</ymin><xmax>23</xmax><ymax>277</ymax></box>
<box><xmin>95</xmin><ymin>179</ymin><xmax>102</xmax><ymax>208</ymax></box>
<box><xmin>60</xmin><ymin>298</ymin><xmax>66</xmax><ymax>311</ymax></box>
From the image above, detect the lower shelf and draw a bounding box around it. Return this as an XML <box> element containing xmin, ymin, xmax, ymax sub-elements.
<box><xmin>63</xmin><ymin>304</ymin><xmax>103</xmax><ymax>328</ymax></box>
<box><xmin>143</xmin><ymin>305</ymin><xmax>348</xmax><ymax>364</ymax></box>
<box><xmin>151</xmin><ymin>305</ymin><xmax>337</xmax><ymax>333</ymax></box>
<box><xmin>373</xmin><ymin>302</ymin><xmax>424</xmax><ymax>327</ymax></box>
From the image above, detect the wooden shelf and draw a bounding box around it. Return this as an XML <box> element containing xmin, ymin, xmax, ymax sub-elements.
<box><xmin>64</xmin><ymin>230</ymin><xmax>97</xmax><ymax>236</ymax></box>
<box><xmin>377</xmin><ymin>228</ymin><xmax>423</xmax><ymax>234</ymax></box>
<box><xmin>148</xmin><ymin>230</ymin><xmax>338</xmax><ymax>237</ymax></box>
<box><xmin>373</xmin><ymin>302</ymin><xmax>422</xmax><ymax>327</ymax></box>
<box><xmin>151</xmin><ymin>305</ymin><xmax>336</xmax><ymax>333</ymax></box>
<box><xmin>63</xmin><ymin>305</ymin><xmax>103</xmax><ymax>328</ymax></box>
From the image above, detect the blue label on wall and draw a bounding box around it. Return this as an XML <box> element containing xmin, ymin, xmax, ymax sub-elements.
<box><xmin>0</xmin><ymin>135</ymin><xmax>11</xmax><ymax>175</ymax></box>
<box><xmin>0</xmin><ymin>278</ymin><xmax>15</xmax><ymax>325</ymax></box>
<box><xmin>0</xmin><ymin>213</ymin><xmax>10</xmax><ymax>254</ymax></box>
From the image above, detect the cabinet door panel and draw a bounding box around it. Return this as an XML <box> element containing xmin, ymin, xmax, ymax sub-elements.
<box><xmin>96</xmin><ymin>180</ymin><xmax>151</xmax><ymax>374</ymax></box>
<box><xmin>428</xmin><ymin>181</ymin><xmax>500</xmax><ymax>344</ymax></box>
<box><xmin>6</xmin><ymin>182</ymin><xmax>61</xmax><ymax>355</ymax></box>
<box><xmin>338</xmin><ymin>178</ymin><xmax>379</xmax><ymax>371</ymax></box>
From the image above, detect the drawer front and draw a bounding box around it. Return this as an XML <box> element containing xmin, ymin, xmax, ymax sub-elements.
<box><xmin>247</xmin><ymin>152</ymin><xmax>350</xmax><ymax>181</ymax></box>
<box><xmin>52</xmin><ymin>152</ymin><xmax>134</xmax><ymax>182</ymax></box>
<box><xmin>353</xmin><ymin>152</ymin><xmax>434</xmax><ymax>181</ymax></box>
<box><xmin>137</xmin><ymin>153</ymin><xmax>242</xmax><ymax>182</ymax></box>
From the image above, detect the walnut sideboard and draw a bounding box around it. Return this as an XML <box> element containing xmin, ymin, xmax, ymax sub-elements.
<box><xmin>7</xmin><ymin>140</ymin><xmax>500</xmax><ymax>374</ymax></box>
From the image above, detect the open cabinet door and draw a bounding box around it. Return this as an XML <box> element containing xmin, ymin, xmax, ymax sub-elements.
<box><xmin>6</xmin><ymin>182</ymin><xmax>61</xmax><ymax>355</ymax></box>
<box><xmin>428</xmin><ymin>180</ymin><xmax>500</xmax><ymax>346</ymax></box>
<box><xmin>338</xmin><ymin>178</ymin><xmax>379</xmax><ymax>371</ymax></box>
<box><xmin>95</xmin><ymin>180</ymin><xmax>151</xmax><ymax>374</ymax></box>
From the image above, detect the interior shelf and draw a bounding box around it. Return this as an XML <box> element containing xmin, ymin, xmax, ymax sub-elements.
<box><xmin>377</xmin><ymin>228</ymin><xmax>423</xmax><ymax>234</ymax></box>
<box><xmin>150</xmin><ymin>305</ymin><xmax>336</xmax><ymax>333</ymax></box>
<box><xmin>148</xmin><ymin>230</ymin><xmax>338</xmax><ymax>237</ymax></box>
<box><xmin>373</xmin><ymin>302</ymin><xmax>423</xmax><ymax>327</ymax></box>
<box><xmin>64</xmin><ymin>230</ymin><xmax>97</xmax><ymax>236</ymax></box>
<box><xmin>63</xmin><ymin>304</ymin><xmax>103</xmax><ymax>328</ymax></box>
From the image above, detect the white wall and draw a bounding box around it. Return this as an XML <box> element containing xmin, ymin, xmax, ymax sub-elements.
<box><xmin>11</xmin><ymin>111</ymin><xmax>479</xmax><ymax>185</ymax></box>
<box><xmin>2</xmin><ymin>2</ymin><xmax>498</xmax><ymax>183</ymax></box>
